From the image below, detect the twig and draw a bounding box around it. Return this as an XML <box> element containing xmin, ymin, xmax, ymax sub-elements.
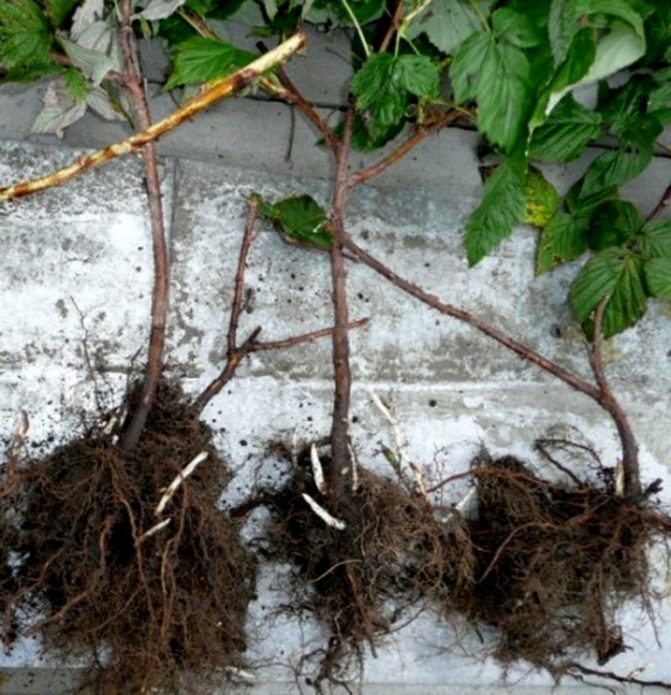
<box><xmin>193</xmin><ymin>200</ymin><xmax>368</xmax><ymax>413</ymax></box>
<box><xmin>588</xmin><ymin>300</ymin><xmax>640</xmax><ymax>500</ymax></box>
<box><xmin>272</xmin><ymin>64</ymin><xmax>340</xmax><ymax>153</ymax></box>
<box><xmin>302</xmin><ymin>493</ymin><xmax>347</xmax><ymax>530</ymax></box>
<box><xmin>118</xmin><ymin>0</ymin><xmax>169</xmax><ymax>451</ymax></box>
<box><xmin>343</xmin><ymin>236</ymin><xmax>602</xmax><ymax>400</ymax></box>
<box><xmin>0</xmin><ymin>32</ymin><xmax>307</xmax><ymax>202</ymax></box>
<box><xmin>564</xmin><ymin>661</ymin><xmax>671</xmax><ymax>689</ymax></box>
<box><xmin>646</xmin><ymin>181</ymin><xmax>671</xmax><ymax>220</ymax></box>
<box><xmin>253</xmin><ymin>319</ymin><xmax>368</xmax><ymax>351</ymax></box>
<box><xmin>155</xmin><ymin>451</ymin><xmax>208</xmax><ymax>516</ymax></box>
<box><xmin>327</xmin><ymin>105</ymin><xmax>355</xmax><ymax>501</ymax></box>
<box><xmin>348</xmin><ymin>110</ymin><xmax>462</xmax><ymax>188</ymax></box>
<box><xmin>379</xmin><ymin>0</ymin><xmax>406</xmax><ymax>53</ymax></box>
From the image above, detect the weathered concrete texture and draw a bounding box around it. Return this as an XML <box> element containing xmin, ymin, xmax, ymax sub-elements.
<box><xmin>1</xmin><ymin>123</ymin><xmax>671</xmax><ymax>694</ymax></box>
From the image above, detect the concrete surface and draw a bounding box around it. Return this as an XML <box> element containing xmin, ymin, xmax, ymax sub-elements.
<box><xmin>1</xmin><ymin>25</ymin><xmax>671</xmax><ymax>694</ymax></box>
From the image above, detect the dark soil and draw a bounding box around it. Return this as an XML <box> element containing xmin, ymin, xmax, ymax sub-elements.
<box><xmin>264</xmin><ymin>449</ymin><xmax>473</xmax><ymax>689</ymax></box>
<box><xmin>0</xmin><ymin>382</ymin><xmax>256</xmax><ymax>693</ymax></box>
<box><xmin>447</xmin><ymin>450</ymin><xmax>670</xmax><ymax>673</ymax></box>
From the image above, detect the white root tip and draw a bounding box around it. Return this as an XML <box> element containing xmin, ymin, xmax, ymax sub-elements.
<box><xmin>310</xmin><ymin>443</ymin><xmax>327</xmax><ymax>494</ymax></box>
<box><xmin>615</xmin><ymin>460</ymin><xmax>625</xmax><ymax>498</ymax></box>
<box><xmin>223</xmin><ymin>666</ymin><xmax>255</xmax><ymax>683</ymax></box>
<box><xmin>137</xmin><ymin>517</ymin><xmax>172</xmax><ymax>543</ymax></box>
<box><xmin>301</xmin><ymin>493</ymin><xmax>346</xmax><ymax>530</ymax></box>
<box><xmin>348</xmin><ymin>444</ymin><xmax>359</xmax><ymax>492</ymax></box>
<box><xmin>155</xmin><ymin>451</ymin><xmax>209</xmax><ymax>516</ymax></box>
<box><xmin>10</xmin><ymin>410</ymin><xmax>30</xmax><ymax>458</ymax></box>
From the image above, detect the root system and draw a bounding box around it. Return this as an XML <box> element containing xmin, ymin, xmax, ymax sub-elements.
<box><xmin>448</xmin><ymin>450</ymin><xmax>670</xmax><ymax>673</ymax></box>
<box><xmin>265</xmin><ymin>449</ymin><xmax>472</xmax><ymax>689</ymax></box>
<box><xmin>1</xmin><ymin>382</ymin><xmax>256</xmax><ymax>693</ymax></box>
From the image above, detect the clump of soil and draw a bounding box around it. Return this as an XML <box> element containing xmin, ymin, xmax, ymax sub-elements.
<box><xmin>265</xmin><ymin>449</ymin><xmax>473</xmax><ymax>688</ymax></box>
<box><xmin>448</xmin><ymin>450</ymin><xmax>670</xmax><ymax>672</ymax></box>
<box><xmin>1</xmin><ymin>382</ymin><xmax>256</xmax><ymax>693</ymax></box>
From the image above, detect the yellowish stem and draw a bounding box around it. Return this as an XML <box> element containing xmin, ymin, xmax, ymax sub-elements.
<box><xmin>0</xmin><ymin>31</ymin><xmax>306</xmax><ymax>203</ymax></box>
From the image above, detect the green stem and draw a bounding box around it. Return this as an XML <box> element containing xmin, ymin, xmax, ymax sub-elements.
<box><xmin>340</xmin><ymin>0</ymin><xmax>370</xmax><ymax>58</ymax></box>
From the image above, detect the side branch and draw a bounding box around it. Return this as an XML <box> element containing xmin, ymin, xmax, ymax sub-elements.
<box><xmin>193</xmin><ymin>198</ymin><xmax>367</xmax><ymax>413</ymax></box>
<box><xmin>342</xmin><ymin>236</ymin><xmax>602</xmax><ymax>401</ymax></box>
<box><xmin>271</xmin><ymin>64</ymin><xmax>340</xmax><ymax>154</ymax></box>
<box><xmin>0</xmin><ymin>32</ymin><xmax>306</xmax><ymax>203</ymax></box>
<box><xmin>348</xmin><ymin>110</ymin><xmax>463</xmax><ymax>188</ymax></box>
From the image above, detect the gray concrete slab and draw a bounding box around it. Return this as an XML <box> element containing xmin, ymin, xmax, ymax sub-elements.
<box><xmin>1</xmin><ymin>73</ymin><xmax>671</xmax><ymax>690</ymax></box>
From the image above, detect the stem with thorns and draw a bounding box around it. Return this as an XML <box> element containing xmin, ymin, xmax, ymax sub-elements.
<box><xmin>117</xmin><ymin>1</ymin><xmax>169</xmax><ymax>451</ymax></box>
<box><xmin>327</xmin><ymin>107</ymin><xmax>356</xmax><ymax>502</ymax></box>
<box><xmin>348</xmin><ymin>110</ymin><xmax>463</xmax><ymax>188</ymax></box>
<box><xmin>342</xmin><ymin>235</ymin><xmax>643</xmax><ymax>500</ymax></box>
<box><xmin>0</xmin><ymin>33</ymin><xmax>306</xmax><ymax>203</ymax></box>
<box><xmin>194</xmin><ymin>199</ymin><xmax>368</xmax><ymax>414</ymax></box>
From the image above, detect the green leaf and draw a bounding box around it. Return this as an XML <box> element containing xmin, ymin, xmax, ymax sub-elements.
<box><xmin>465</xmin><ymin>161</ymin><xmax>526</xmax><ymax>266</ymax></box>
<box><xmin>530</xmin><ymin>94</ymin><xmax>603</xmax><ymax>162</ymax></box>
<box><xmin>638</xmin><ymin>219</ymin><xmax>671</xmax><ymax>258</ymax></box>
<box><xmin>536</xmin><ymin>210</ymin><xmax>588</xmax><ymax>274</ymax></box>
<box><xmin>450</xmin><ymin>31</ymin><xmax>531</xmax><ymax>152</ymax></box>
<box><xmin>59</xmin><ymin>37</ymin><xmax>116</xmax><ymax>87</ymax></box>
<box><xmin>394</xmin><ymin>54</ymin><xmax>439</xmax><ymax>98</ymax></box>
<box><xmin>135</xmin><ymin>0</ymin><xmax>188</xmax><ymax>21</ymax></box>
<box><xmin>549</xmin><ymin>0</ymin><xmax>645</xmax><ymax>67</ymax></box>
<box><xmin>0</xmin><ymin>0</ymin><xmax>55</xmax><ymax>81</ymax></box>
<box><xmin>165</xmin><ymin>37</ymin><xmax>257</xmax><ymax>90</ymax></box>
<box><xmin>351</xmin><ymin>53</ymin><xmax>406</xmax><ymax>128</ymax></box>
<box><xmin>44</xmin><ymin>0</ymin><xmax>77</xmax><ymax>26</ymax></box>
<box><xmin>644</xmin><ymin>257</ymin><xmax>671</xmax><ymax>299</ymax></box>
<box><xmin>570</xmin><ymin>247</ymin><xmax>647</xmax><ymax>337</ymax></box>
<box><xmin>523</xmin><ymin>167</ymin><xmax>560</xmax><ymax>228</ymax></box>
<box><xmin>581</xmin><ymin>146</ymin><xmax>652</xmax><ymax>198</ymax></box>
<box><xmin>540</xmin><ymin>26</ymin><xmax>596</xmax><ymax>118</ymax></box>
<box><xmin>406</xmin><ymin>0</ymin><xmax>488</xmax><ymax>55</ymax></box>
<box><xmin>492</xmin><ymin>8</ymin><xmax>543</xmax><ymax>48</ymax></box>
<box><xmin>63</xmin><ymin>66</ymin><xmax>87</xmax><ymax>102</ymax></box>
<box><xmin>258</xmin><ymin>194</ymin><xmax>332</xmax><ymax>250</ymax></box>
<box><xmin>548</xmin><ymin>0</ymin><xmax>583</xmax><ymax>65</ymax></box>
<box><xmin>585</xmin><ymin>199</ymin><xmax>642</xmax><ymax>250</ymax></box>
<box><xmin>351</xmin><ymin>53</ymin><xmax>439</xmax><ymax>132</ymax></box>
<box><xmin>329</xmin><ymin>0</ymin><xmax>385</xmax><ymax>26</ymax></box>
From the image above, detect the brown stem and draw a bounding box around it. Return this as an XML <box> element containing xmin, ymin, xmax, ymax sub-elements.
<box><xmin>343</xmin><ymin>236</ymin><xmax>602</xmax><ymax>400</ymax></box>
<box><xmin>379</xmin><ymin>0</ymin><xmax>406</xmax><ymax>53</ymax></box>
<box><xmin>646</xmin><ymin>181</ymin><xmax>671</xmax><ymax>220</ymax></box>
<box><xmin>348</xmin><ymin>110</ymin><xmax>462</xmax><ymax>188</ymax></box>
<box><xmin>118</xmin><ymin>2</ymin><xmax>169</xmax><ymax>452</ymax></box>
<box><xmin>588</xmin><ymin>301</ymin><xmax>640</xmax><ymax>500</ymax></box>
<box><xmin>193</xmin><ymin>199</ymin><xmax>368</xmax><ymax>413</ymax></box>
<box><xmin>0</xmin><ymin>33</ymin><xmax>306</xmax><ymax>202</ymax></box>
<box><xmin>273</xmin><ymin>65</ymin><xmax>340</xmax><ymax>153</ymax></box>
<box><xmin>327</xmin><ymin>107</ymin><xmax>355</xmax><ymax>501</ymax></box>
